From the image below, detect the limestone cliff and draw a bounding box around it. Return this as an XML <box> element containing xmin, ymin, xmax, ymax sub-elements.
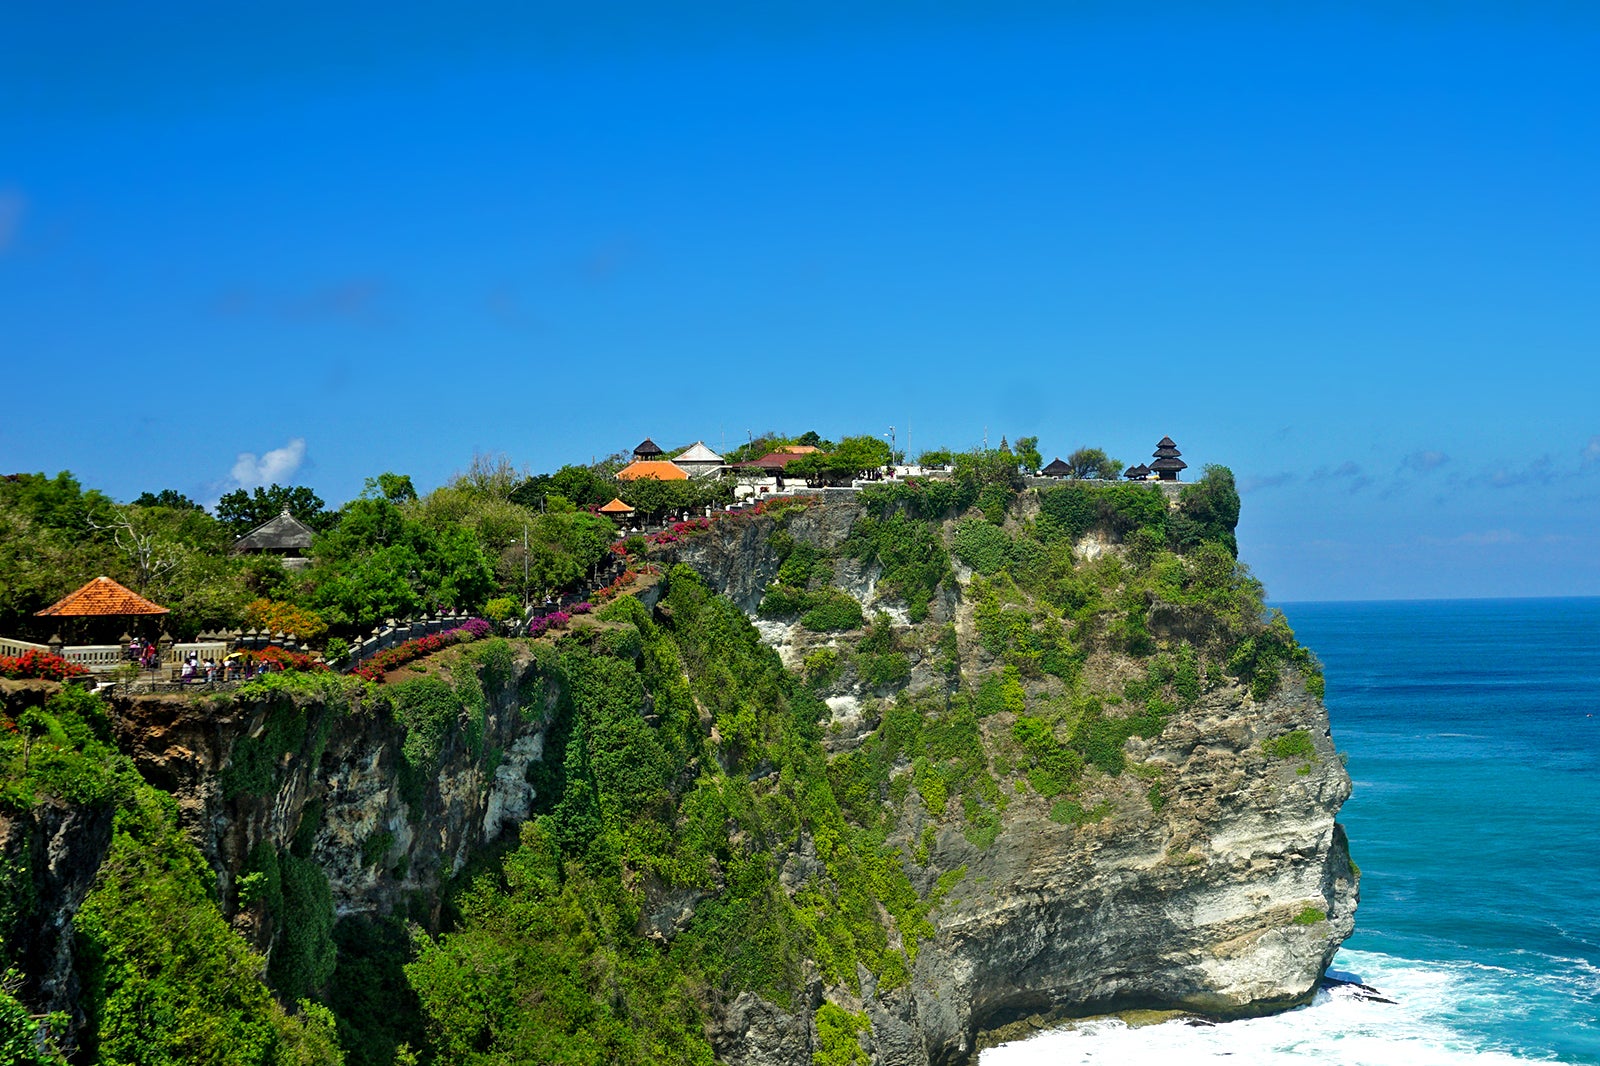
<box><xmin>668</xmin><ymin>493</ymin><xmax>1357</xmax><ymax>1063</ymax></box>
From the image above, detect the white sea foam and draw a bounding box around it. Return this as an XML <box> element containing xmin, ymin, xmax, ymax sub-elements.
<box><xmin>979</xmin><ymin>950</ymin><xmax>1582</xmax><ymax>1066</ymax></box>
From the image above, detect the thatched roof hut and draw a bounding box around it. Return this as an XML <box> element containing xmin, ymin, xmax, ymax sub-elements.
<box><xmin>632</xmin><ymin>438</ymin><xmax>664</xmax><ymax>461</ymax></box>
<box><xmin>1040</xmin><ymin>457</ymin><xmax>1072</xmax><ymax>478</ymax></box>
<box><xmin>231</xmin><ymin>509</ymin><xmax>316</xmax><ymax>568</ymax></box>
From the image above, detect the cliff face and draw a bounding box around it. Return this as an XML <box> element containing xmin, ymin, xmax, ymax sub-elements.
<box><xmin>101</xmin><ymin>649</ymin><xmax>554</xmax><ymax>946</ymax></box>
<box><xmin>670</xmin><ymin>496</ymin><xmax>1357</xmax><ymax>1064</ymax></box>
<box><xmin>3</xmin><ymin>483</ymin><xmax>1355</xmax><ymax>1066</ymax></box>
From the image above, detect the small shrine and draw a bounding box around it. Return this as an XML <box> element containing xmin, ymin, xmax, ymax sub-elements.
<box><xmin>632</xmin><ymin>438</ymin><xmax>664</xmax><ymax>462</ymax></box>
<box><xmin>1149</xmin><ymin>437</ymin><xmax>1188</xmax><ymax>481</ymax></box>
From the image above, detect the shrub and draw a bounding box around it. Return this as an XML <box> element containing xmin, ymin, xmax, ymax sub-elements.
<box><xmin>1261</xmin><ymin>729</ymin><xmax>1317</xmax><ymax>762</ymax></box>
<box><xmin>0</xmin><ymin>651</ymin><xmax>87</xmax><ymax>681</ymax></box>
<box><xmin>799</xmin><ymin>590</ymin><xmax>865</xmax><ymax>632</ymax></box>
<box><xmin>1292</xmin><ymin>905</ymin><xmax>1327</xmax><ymax>926</ymax></box>
<box><xmin>951</xmin><ymin>517</ymin><xmax>1011</xmax><ymax>576</ymax></box>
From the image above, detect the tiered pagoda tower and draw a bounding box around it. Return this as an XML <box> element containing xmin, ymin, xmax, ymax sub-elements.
<box><xmin>1149</xmin><ymin>436</ymin><xmax>1187</xmax><ymax>481</ymax></box>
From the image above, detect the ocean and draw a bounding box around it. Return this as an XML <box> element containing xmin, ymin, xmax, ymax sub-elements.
<box><xmin>982</xmin><ymin>598</ymin><xmax>1600</xmax><ymax>1066</ymax></box>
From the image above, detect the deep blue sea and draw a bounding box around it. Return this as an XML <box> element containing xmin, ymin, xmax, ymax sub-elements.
<box><xmin>983</xmin><ymin>598</ymin><xmax>1600</xmax><ymax>1065</ymax></box>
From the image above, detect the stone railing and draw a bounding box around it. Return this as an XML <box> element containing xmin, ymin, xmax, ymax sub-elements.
<box><xmin>61</xmin><ymin>645</ymin><xmax>125</xmax><ymax>672</ymax></box>
<box><xmin>0</xmin><ymin>636</ymin><xmax>50</xmax><ymax>657</ymax></box>
<box><xmin>339</xmin><ymin>610</ymin><xmax>482</xmax><ymax>670</ymax></box>
<box><xmin>166</xmin><ymin>642</ymin><xmax>230</xmax><ymax>666</ymax></box>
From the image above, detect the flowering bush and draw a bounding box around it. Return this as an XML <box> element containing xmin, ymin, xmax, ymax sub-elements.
<box><xmin>351</xmin><ymin>620</ymin><xmax>489</xmax><ymax>683</ymax></box>
<box><xmin>0</xmin><ymin>650</ymin><xmax>88</xmax><ymax>681</ymax></box>
<box><xmin>244</xmin><ymin>599</ymin><xmax>328</xmax><ymax>641</ymax></box>
<box><xmin>240</xmin><ymin>645</ymin><xmax>326</xmax><ymax>673</ymax></box>
<box><xmin>570</xmin><ymin>602</ymin><xmax>594</xmax><ymax>615</ymax></box>
<box><xmin>525</xmin><ymin>611</ymin><xmax>571</xmax><ymax>638</ymax></box>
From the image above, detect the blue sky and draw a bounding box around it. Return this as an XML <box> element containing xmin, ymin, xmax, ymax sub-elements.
<box><xmin>3</xmin><ymin>3</ymin><xmax>1598</xmax><ymax>601</ymax></box>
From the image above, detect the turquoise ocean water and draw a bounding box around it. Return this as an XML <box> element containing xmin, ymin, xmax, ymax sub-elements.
<box><xmin>983</xmin><ymin>598</ymin><xmax>1600</xmax><ymax>1065</ymax></box>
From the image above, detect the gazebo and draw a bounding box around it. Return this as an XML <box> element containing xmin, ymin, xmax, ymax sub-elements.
<box><xmin>632</xmin><ymin>438</ymin><xmax>665</xmax><ymax>462</ymax></box>
<box><xmin>1040</xmin><ymin>457</ymin><xmax>1072</xmax><ymax>478</ymax></box>
<box><xmin>1124</xmin><ymin>463</ymin><xmax>1152</xmax><ymax>481</ymax></box>
<box><xmin>231</xmin><ymin>508</ymin><xmax>316</xmax><ymax>570</ymax></box>
<box><xmin>1149</xmin><ymin>437</ymin><xmax>1187</xmax><ymax>481</ymax></box>
<box><xmin>36</xmin><ymin>576</ymin><xmax>170</xmax><ymax>661</ymax></box>
<box><xmin>598</xmin><ymin>497</ymin><xmax>636</xmax><ymax>519</ymax></box>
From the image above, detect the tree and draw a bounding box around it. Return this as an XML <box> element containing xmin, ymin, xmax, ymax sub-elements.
<box><xmin>369</xmin><ymin>473</ymin><xmax>416</xmax><ymax>503</ymax></box>
<box><xmin>1066</xmin><ymin>448</ymin><xmax>1121</xmax><ymax>480</ymax></box>
<box><xmin>1013</xmin><ymin>436</ymin><xmax>1043</xmax><ymax>474</ymax></box>
<box><xmin>216</xmin><ymin>485</ymin><xmax>334</xmax><ymax>536</ymax></box>
<box><xmin>786</xmin><ymin>436</ymin><xmax>892</xmax><ymax>485</ymax></box>
<box><xmin>132</xmin><ymin>489</ymin><xmax>202</xmax><ymax>511</ymax></box>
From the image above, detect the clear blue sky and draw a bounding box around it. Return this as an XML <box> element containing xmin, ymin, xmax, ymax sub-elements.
<box><xmin>4</xmin><ymin>3</ymin><xmax>1598</xmax><ymax>601</ymax></box>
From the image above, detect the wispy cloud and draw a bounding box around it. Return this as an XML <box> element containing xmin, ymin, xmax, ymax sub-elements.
<box><xmin>230</xmin><ymin>438</ymin><xmax>307</xmax><ymax>489</ymax></box>
<box><xmin>1582</xmin><ymin>435</ymin><xmax>1600</xmax><ymax>469</ymax></box>
<box><xmin>1309</xmin><ymin>460</ymin><xmax>1373</xmax><ymax>493</ymax></box>
<box><xmin>0</xmin><ymin>188</ymin><xmax>24</xmax><ymax>253</ymax></box>
<box><xmin>1401</xmin><ymin>450</ymin><xmax>1450</xmax><ymax>474</ymax></box>
<box><xmin>1488</xmin><ymin>455</ymin><xmax>1556</xmax><ymax>488</ymax></box>
<box><xmin>1240</xmin><ymin>471</ymin><xmax>1295</xmax><ymax>494</ymax></box>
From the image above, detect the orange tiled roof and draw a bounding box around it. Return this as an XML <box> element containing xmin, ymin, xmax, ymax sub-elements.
<box><xmin>616</xmin><ymin>460</ymin><xmax>688</xmax><ymax>481</ymax></box>
<box><xmin>598</xmin><ymin>497</ymin><xmax>636</xmax><ymax>514</ymax></box>
<box><xmin>37</xmin><ymin>576</ymin><xmax>169</xmax><ymax>617</ymax></box>
<box><xmin>776</xmin><ymin>445</ymin><xmax>820</xmax><ymax>454</ymax></box>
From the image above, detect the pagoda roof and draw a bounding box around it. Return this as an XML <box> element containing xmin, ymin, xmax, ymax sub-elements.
<box><xmin>232</xmin><ymin>508</ymin><xmax>315</xmax><ymax>553</ymax></box>
<box><xmin>616</xmin><ymin>460</ymin><xmax>688</xmax><ymax>481</ymax></box>
<box><xmin>37</xmin><ymin>576</ymin><xmax>169</xmax><ymax>617</ymax></box>
<box><xmin>1124</xmin><ymin>463</ymin><xmax>1151</xmax><ymax>478</ymax></box>
<box><xmin>1152</xmin><ymin>436</ymin><xmax>1182</xmax><ymax>458</ymax></box>
<box><xmin>1149</xmin><ymin>456</ymin><xmax>1188</xmax><ymax>472</ymax></box>
<box><xmin>632</xmin><ymin>438</ymin><xmax>664</xmax><ymax>457</ymax></box>
<box><xmin>675</xmin><ymin>441</ymin><xmax>724</xmax><ymax>463</ymax></box>
<box><xmin>1040</xmin><ymin>457</ymin><xmax>1072</xmax><ymax>477</ymax></box>
<box><xmin>598</xmin><ymin>497</ymin><xmax>636</xmax><ymax>514</ymax></box>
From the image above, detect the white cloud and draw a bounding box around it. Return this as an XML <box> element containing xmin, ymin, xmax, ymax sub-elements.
<box><xmin>1582</xmin><ymin>436</ymin><xmax>1600</xmax><ymax>468</ymax></box>
<box><xmin>230</xmin><ymin>438</ymin><xmax>307</xmax><ymax>489</ymax></box>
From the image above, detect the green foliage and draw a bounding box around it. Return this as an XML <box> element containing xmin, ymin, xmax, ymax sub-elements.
<box><xmin>1227</xmin><ymin>612</ymin><xmax>1322</xmax><ymax>699</ymax></box>
<box><xmin>1036</xmin><ymin>482</ymin><xmax>1167</xmax><ymax>544</ymax></box>
<box><xmin>76</xmin><ymin>784</ymin><xmax>342</xmax><ymax>1065</ymax></box>
<box><xmin>1065</xmin><ymin>447</ymin><xmax>1121</xmax><ymax>480</ymax></box>
<box><xmin>843</xmin><ymin>513</ymin><xmax>949</xmax><ymax>622</ymax></box>
<box><xmin>1049</xmin><ymin>798</ymin><xmax>1114</xmax><ymax>825</ymax></box>
<box><xmin>951</xmin><ymin>517</ymin><xmax>1011</xmax><ymax>576</ymax></box>
<box><xmin>271</xmin><ymin>853</ymin><xmax>338</xmax><ymax>1002</ymax></box>
<box><xmin>812</xmin><ymin>1003</ymin><xmax>870</xmax><ymax>1066</ymax></box>
<box><xmin>1169</xmin><ymin>465</ymin><xmax>1241</xmax><ymax>557</ymax></box>
<box><xmin>222</xmin><ymin>698</ymin><xmax>335</xmax><ymax>800</ymax></box>
<box><xmin>0</xmin><ymin>969</ymin><xmax>67</xmax><ymax>1065</ymax></box>
<box><xmin>360</xmin><ymin>831</ymin><xmax>394</xmax><ymax>869</ymax></box>
<box><xmin>307</xmin><ymin>496</ymin><xmax>496</xmax><ymax>630</ymax></box>
<box><xmin>324</xmin><ymin>918</ymin><xmax>425</xmax><ymax>1066</ymax></box>
<box><xmin>799</xmin><ymin>590</ymin><xmax>866</xmax><ymax>633</ymax></box>
<box><xmin>1262</xmin><ymin>729</ymin><xmax>1318</xmax><ymax>762</ymax></box>
<box><xmin>0</xmin><ymin>686</ymin><xmax>132</xmax><ymax>813</ymax></box>
<box><xmin>1292</xmin><ymin>905</ymin><xmax>1327</xmax><ymax>926</ymax></box>
<box><xmin>216</xmin><ymin>484</ymin><xmax>334</xmax><ymax>537</ymax></box>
